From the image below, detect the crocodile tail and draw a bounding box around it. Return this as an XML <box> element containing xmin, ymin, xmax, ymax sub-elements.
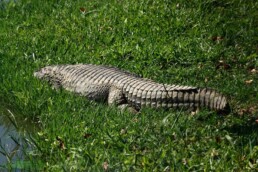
<box><xmin>196</xmin><ymin>88</ymin><xmax>229</xmax><ymax>112</ymax></box>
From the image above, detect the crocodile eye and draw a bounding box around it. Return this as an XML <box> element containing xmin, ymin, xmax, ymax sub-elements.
<box><xmin>43</xmin><ymin>67</ymin><xmax>51</xmax><ymax>74</ymax></box>
<box><xmin>40</xmin><ymin>68</ymin><xmax>46</xmax><ymax>74</ymax></box>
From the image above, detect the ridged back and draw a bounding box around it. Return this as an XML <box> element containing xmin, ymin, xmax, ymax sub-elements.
<box><xmin>36</xmin><ymin>64</ymin><xmax>197</xmax><ymax>91</ymax></box>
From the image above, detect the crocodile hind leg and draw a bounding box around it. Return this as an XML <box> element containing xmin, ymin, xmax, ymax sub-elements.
<box><xmin>108</xmin><ymin>86</ymin><xmax>138</xmax><ymax>113</ymax></box>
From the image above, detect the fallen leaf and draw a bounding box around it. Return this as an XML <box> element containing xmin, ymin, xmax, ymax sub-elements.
<box><xmin>103</xmin><ymin>161</ymin><xmax>109</xmax><ymax>171</ymax></box>
<box><xmin>245</xmin><ymin>79</ymin><xmax>253</xmax><ymax>84</ymax></box>
<box><xmin>216</xmin><ymin>60</ymin><xmax>231</xmax><ymax>70</ymax></box>
<box><xmin>237</xmin><ymin>106</ymin><xmax>257</xmax><ymax>116</ymax></box>
<box><xmin>212</xmin><ymin>36</ymin><xmax>224</xmax><ymax>41</ymax></box>
<box><xmin>182</xmin><ymin>158</ymin><xmax>187</xmax><ymax>165</ymax></box>
<box><xmin>83</xmin><ymin>133</ymin><xmax>92</xmax><ymax>139</ymax></box>
<box><xmin>59</xmin><ymin>142</ymin><xmax>65</xmax><ymax>150</ymax></box>
<box><xmin>56</xmin><ymin>136</ymin><xmax>65</xmax><ymax>150</ymax></box>
<box><xmin>250</xmin><ymin>68</ymin><xmax>256</xmax><ymax>74</ymax></box>
<box><xmin>80</xmin><ymin>7</ymin><xmax>86</xmax><ymax>12</ymax></box>
<box><xmin>120</xmin><ymin>128</ymin><xmax>127</xmax><ymax>135</ymax></box>
<box><xmin>211</xmin><ymin>148</ymin><xmax>219</xmax><ymax>158</ymax></box>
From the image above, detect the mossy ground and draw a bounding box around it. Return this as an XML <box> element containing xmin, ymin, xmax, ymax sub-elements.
<box><xmin>0</xmin><ymin>0</ymin><xmax>257</xmax><ymax>171</ymax></box>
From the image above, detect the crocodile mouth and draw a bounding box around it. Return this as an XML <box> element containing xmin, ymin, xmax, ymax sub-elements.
<box><xmin>33</xmin><ymin>71</ymin><xmax>44</xmax><ymax>79</ymax></box>
<box><xmin>34</xmin><ymin>66</ymin><xmax>53</xmax><ymax>79</ymax></box>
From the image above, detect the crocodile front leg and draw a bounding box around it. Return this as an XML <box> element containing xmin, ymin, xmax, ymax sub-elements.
<box><xmin>108</xmin><ymin>86</ymin><xmax>138</xmax><ymax>113</ymax></box>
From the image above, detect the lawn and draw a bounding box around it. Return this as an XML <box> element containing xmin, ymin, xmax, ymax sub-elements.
<box><xmin>0</xmin><ymin>0</ymin><xmax>257</xmax><ymax>171</ymax></box>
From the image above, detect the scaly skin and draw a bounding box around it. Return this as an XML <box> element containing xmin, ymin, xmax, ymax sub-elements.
<box><xmin>34</xmin><ymin>64</ymin><xmax>229</xmax><ymax>113</ymax></box>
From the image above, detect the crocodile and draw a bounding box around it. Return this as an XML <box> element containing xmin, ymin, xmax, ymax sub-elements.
<box><xmin>34</xmin><ymin>64</ymin><xmax>229</xmax><ymax>113</ymax></box>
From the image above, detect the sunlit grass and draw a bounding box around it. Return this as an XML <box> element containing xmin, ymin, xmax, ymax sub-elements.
<box><xmin>0</xmin><ymin>0</ymin><xmax>257</xmax><ymax>170</ymax></box>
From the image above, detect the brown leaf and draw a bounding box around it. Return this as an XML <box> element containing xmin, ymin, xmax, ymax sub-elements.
<box><xmin>56</xmin><ymin>136</ymin><xmax>62</xmax><ymax>141</ymax></box>
<box><xmin>120</xmin><ymin>128</ymin><xmax>127</xmax><ymax>135</ymax></box>
<box><xmin>83</xmin><ymin>133</ymin><xmax>92</xmax><ymax>139</ymax></box>
<box><xmin>103</xmin><ymin>161</ymin><xmax>109</xmax><ymax>171</ymax></box>
<box><xmin>250</xmin><ymin>68</ymin><xmax>256</xmax><ymax>74</ymax></box>
<box><xmin>59</xmin><ymin>142</ymin><xmax>65</xmax><ymax>150</ymax></box>
<box><xmin>245</xmin><ymin>79</ymin><xmax>253</xmax><ymax>84</ymax></box>
<box><xmin>216</xmin><ymin>60</ymin><xmax>231</xmax><ymax>70</ymax></box>
<box><xmin>80</xmin><ymin>7</ymin><xmax>86</xmax><ymax>12</ymax></box>
<box><xmin>56</xmin><ymin>136</ymin><xmax>65</xmax><ymax>150</ymax></box>
<box><xmin>211</xmin><ymin>149</ymin><xmax>219</xmax><ymax>158</ymax></box>
<box><xmin>182</xmin><ymin>158</ymin><xmax>187</xmax><ymax>165</ymax></box>
<box><xmin>237</xmin><ymin>106</ymin><xmax>257</xmax><ymax>116</ymax></box>
<box><xmin>212</xmin><ymin>36</ymin><xmax>224</xmax><ymax>41</ymax></box>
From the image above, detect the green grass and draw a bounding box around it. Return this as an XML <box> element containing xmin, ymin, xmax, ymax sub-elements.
<box><xmin>0</xmin><ymin>0</ymin><xmax>257</xmax><ymax>171</ymax></box>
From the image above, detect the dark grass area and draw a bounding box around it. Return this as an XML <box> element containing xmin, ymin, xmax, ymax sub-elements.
<box><xmin>0</xmin><ymin>0</ymin><xmax>257</xmax><ymax>170</ymax></box>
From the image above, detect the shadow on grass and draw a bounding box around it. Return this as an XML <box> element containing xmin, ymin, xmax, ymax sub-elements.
<box><xmin>225</xmin><ymin>118</ymin><xmax>258</xmax><ymax>136</ymax></box>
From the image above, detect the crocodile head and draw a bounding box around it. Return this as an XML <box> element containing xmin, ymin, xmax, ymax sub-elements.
<box><xmin>34</xmin><ymin>66</ymin><xmax>56</xmax><ymax>79</ymax></box>
<box><xmin>34</xmin><ymin>66</ymin><xmax>64</xmax><ymax>89</ymax></box>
